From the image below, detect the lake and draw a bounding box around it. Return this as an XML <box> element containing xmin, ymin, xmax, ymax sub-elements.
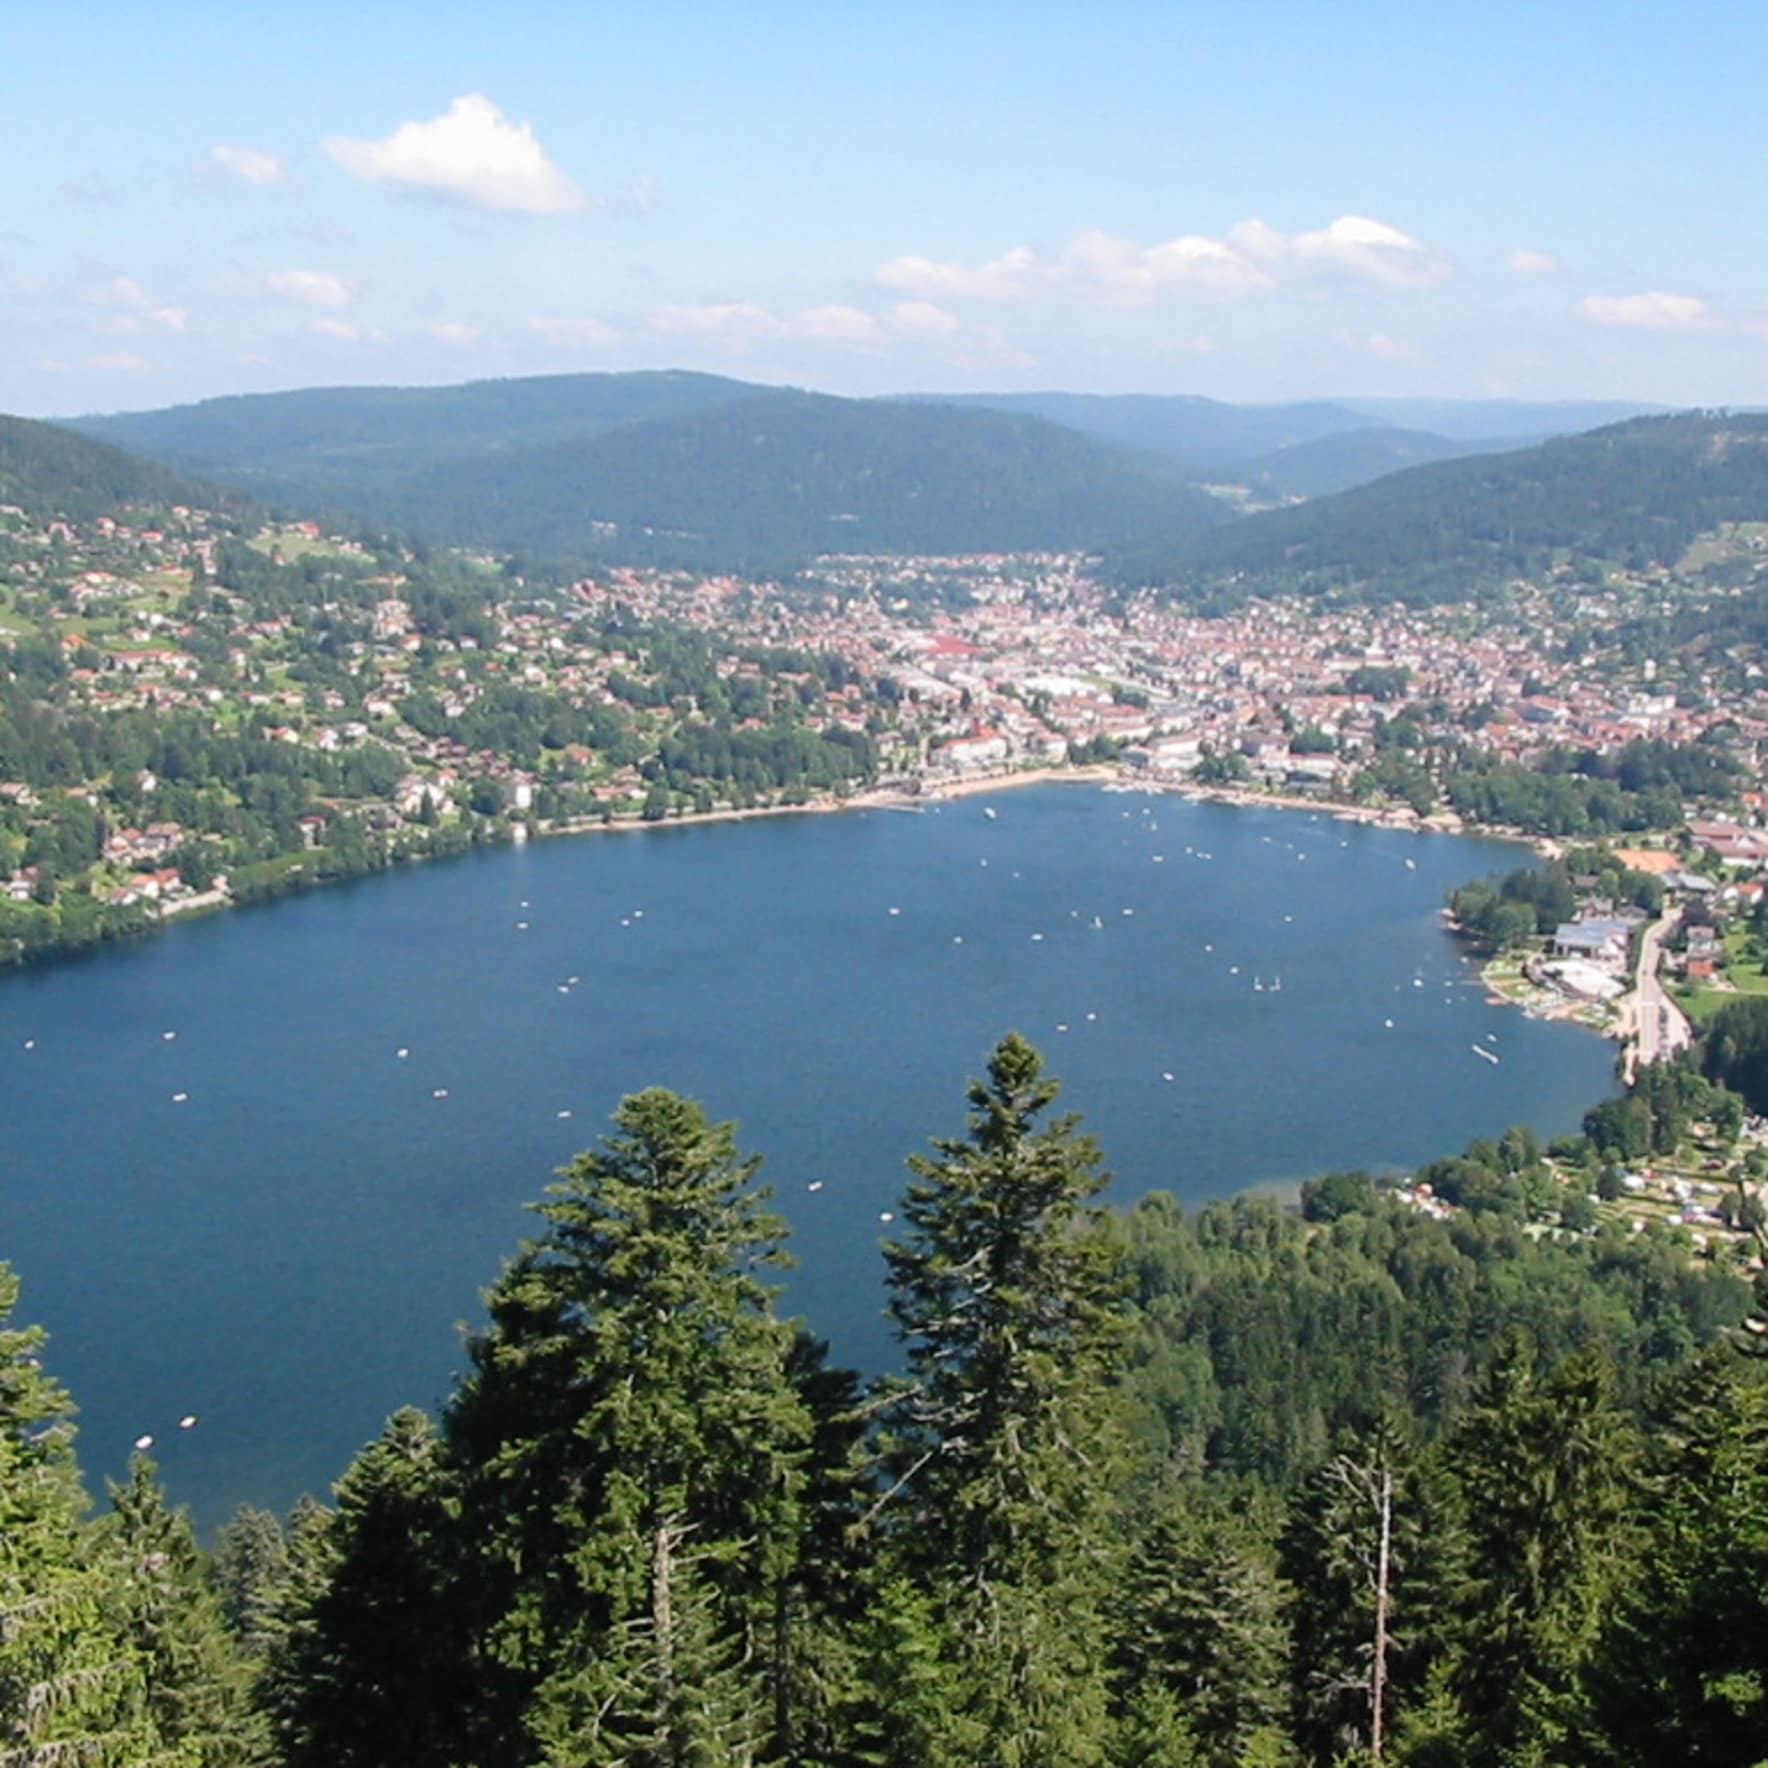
<box><xmin>0</xmin><ymin>785</ymin><xmax>1615</xmax><ymax>1527</ymax></box>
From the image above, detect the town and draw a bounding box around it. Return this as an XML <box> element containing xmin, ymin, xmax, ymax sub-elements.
<box><xmin>5</xmin><ymin>501</ymin><xmax>1765</xmax><ymax>939</ymax></box>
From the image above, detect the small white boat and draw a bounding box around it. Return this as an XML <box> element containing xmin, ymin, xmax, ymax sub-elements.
<box><xmin>1472</xmin><ymin>1044</ymin><xmax>1500</xmax><ymax>1064</ymax></box>
<box><xmin>983</xmin><ymin>807</ymin><xmax>997</xmax><ymax>820</ymax></box>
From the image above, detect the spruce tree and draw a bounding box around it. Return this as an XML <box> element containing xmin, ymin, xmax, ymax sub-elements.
<box><xmin>1581</xmin><ymin>1353</ymin><xmax>1768</xmax><ymax>1763</ymax></box>
<box><xmin>864</xmin><ymin>1034</ymin><xmax>1129</xmax><ymax>1767</ymax></box>
<box><xmin>211</xmin><ymin>1506</ymin><xmax>289</xmax><ymax>1662</ymax></box>
<box><xmin>1439</xmin><ymin>1342</ymin><xmax>1635</xmax><ymax>1765</ymax></box>
<box><xmin>1279</xmin><ymin>1415</ymin><xmax>1464</xmax><ymax>1763</ymax></box>
<box><xmin>0</xmin><ymin>1262</ymin><xmax>152</xmax><ymax>1765</ymax></box>
<box><xmin>444</xmin><ymin>1088</ymin><xmax>812</xmax><ymax>1764</ymax></box>
<box><xmin>98</xmin><ymin>1457</ymin><xmax>259</xmax><ymax>1765</ymax></box>
<box><xmin>1116</xmin><ymin>1488</ymin><xmax>1293</xmax><ymax>1768</ymax></box>
<box><xmin>264</xmin><ymin>1407</ymin><xmax>461</xmax><ymax>1768</ymax></box>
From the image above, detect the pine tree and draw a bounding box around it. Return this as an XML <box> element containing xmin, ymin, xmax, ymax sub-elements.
<box><xmin>526</xmin><ymin>1518</ymin><xmax>773</xmax><ymax>1767</ymax></box>
<box><xmin>1116</xmin><ymin>1488</ymin><xmax>1293</xmax><ymax>1768</ymax></box>
<box><xmin>0</xmin><ymin>1262</ymin><xmax>153</xmax><ymax>1766</ymax></box>
<box><xmin>1439</xmin><ymin>1342</ymin><xmax>1635</xmax><ymax>1765</ymax></box>
<box><xmin>211</xmin><ymin>1507</ymin><xmax>289</xmax><ymax>1662</ymax></box>
<box><xmin>863</xmin><ymin>1034</ymin><xmax>1130</xmax><ymax>1767</ymax></box>
<box><xmin>264</xmin><ymin>1408</ymin><xmax>462</xmax><ymax>1768</ymax></box>
<box><xmin>444</xmin><ymin>1088</ymin><xmax>812</xmax><ymax>1763</ymax></box>
<box><xmin>1279</xmin><ymin>1415</ymin><xmax>1465</xmax><ymax>1763</ymax></box>
<box><xmin>1581</xmin><ymin>1353</ymin><xmax>1768</xmax><ymax>1763</ymax></box>
<box><xmin>98</xmin><ymin>1456</ymin><xmax>260</xmax><ymax>1764</ymax></box>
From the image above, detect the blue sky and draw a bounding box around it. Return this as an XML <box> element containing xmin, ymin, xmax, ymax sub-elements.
<box><xmin>6</xmin><ymin>1</ymin><xmax>1766</xmax><ymax>415</ymax></box>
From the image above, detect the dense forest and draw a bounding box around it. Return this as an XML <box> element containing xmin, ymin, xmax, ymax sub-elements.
<box><xmin>6</xmin><ymin>1035</ymin><xmax>1764</xmax><ymax>1766</ymax></box>
<box><xmin>71</xmin><ymin>382</ymin><xmax>1229</xmax><ymax>572</ymax></box>
<box><xmin>1109</xmin><ymin>412</ymin><xmax>1768</xmax><ymax>606</ymax></box>
<box><xmin>0</xmin><ymin>414</ymin><xmax>227</xmax><ymax>523</ymax></box>
<box><xmin>1437</xmin><ymin>738</ymin><xmax>1740</xmax><ymax>838</ymax></box>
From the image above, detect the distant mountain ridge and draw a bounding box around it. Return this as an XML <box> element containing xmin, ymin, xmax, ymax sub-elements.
<box><xmin>69</xmin><ymin>374</ymin><xmax>1228</xmax><ymax>569</ymax></box>
<box><xmin>59</xmin><ymin>373</ymin><xmax>1683</xmax><ymax>580</ymax></box>
<box><xmin>1225</xmin><ymin>425</ymin><xmax>1519</xmax><ymax>501</ymax></box>
<box><xmin>901</xmin><ymin>389</ymin><xmax>1662</xmax><ymax>473</ymax></box>
<box><xmin>1109</xmin><ymin>411</ymin><xmax>1768</xmax><ymax>605</ymax></box>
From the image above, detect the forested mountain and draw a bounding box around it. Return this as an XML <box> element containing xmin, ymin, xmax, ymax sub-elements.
<box><xmin>908</xmin><ymin>391</ymin><xmax>1649</xmax><ymax>475</ymax></box>
<box><xmin>70</xmin><ymin>370</ymin><xmax>758</xmax><ymax>497</ymax></box>
<box><xmin>64</xmin><ymin>375</ymin><xmax>1671</xmax><ymax>574</ymax></box>
<box><xmin>1113</xmin><ymin>411</ymin><xmax>1768</xmax><ymax>605</ymax></box>
<box><xmin>69</xmin><ymin>376</ymin><xmax>1227</xmax><ymax>569</ymax></box>
<box><xmin>3</xmin><ymin>1034</ymin><xmax>1764</xmax><ymax>1766</ymax></box>
<box><xmin>1227</xmin><ymin>423</ymin><xmax>1511</xmax><ymax>500</ymax></box>
<box><xmin>1339</xmin><ymin>396</ymin><xmax>1662</xmax><ymax>442</ymax></box>
<box><xmin>384</xmin><ymin>389</ymin><xmax>1227</xmax><ymax>566</ymax></box>
<box><xmin>0</xmin><ymin>413</ymin><xmax>226</xmax><ymax>521</ymax></box>
<box><xmin>903</xmin><ymin>390</ymin><xmax>1376</xmax><ymax>470</ymax></box>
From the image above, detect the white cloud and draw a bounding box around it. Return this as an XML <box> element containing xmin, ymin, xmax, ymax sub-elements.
<box><xmin>643</xmin><ymin>300</ymin><xmax>972</xmax><ymax>350</ymax></box>
<box><xmin>309</xmin><ymin>318</ymin><xmax>366</xmax><ymax>341</ymax></box>
<box><xmin>1506</xmin><ymin>247</ymin><xmax>1563</xmax><ymax>276</ymax></box>
<box><xmin>81</xmin><ymin>276</ymin><xmax>186</xmax><ymax>332</ymax></box>
<box><xmin>790</xmin><ymin>304</ymin><xmax>887</xmax><ymax>344</ymax></box>
<box><xmin>89</xmin><ymin>351</ymin><xmax>149</xmax><ymax>373</ymax></box>
<box><xmin>217</xmin><ymin>268</ymin><xmax>356</xmax><ymax>309</ymax></box>
<box><xmin>427</xmin><ymin>320</ymin><xmax>481</xmax><ymax>347</ymax></box>
<box><xmin>887</xmin><ymin>300</ymin><xmax>962</xmax><ymax>337</ymax></box>
<box><xmin>323</xmin><ymin>94</ymin><xmax>586</xmax><ymax>214</ymax></box>
<box><xmin>268</xmin><ymin>268</ymin><xmax>353</xmax><ymax>308</ymax></box>
<box><xmin>526</xmin><ymin>315</ymin><xmax>622</xmax><ymax>348</ymax></box>
<box><xmin>1337</xmin><ymin>328</ymin><xmax>1417</xmax><ymax>360</ymax></box>
<box><xmin>1234</xmin><ymin>215</ymin><xmax>1454</xmax><ymax>289</ymax></box>
<box><xmin>647</xmin><ymin>301</ymin><xmax>781</xmax><ymax>341</ymax></box>
<box><xmin>210</xmin><ymin>144</ymin><xmax>287</xmax><ymax>187</ymax></box>
<box><xmin>1577</xmin><ymin>290</ymin><xmax>1719</xmax><ymax>331</ymax></box>
<box><xmin>876</xmin><ymin>213</ymin><xmax>1451</xmax><ymax>308</ymax></box>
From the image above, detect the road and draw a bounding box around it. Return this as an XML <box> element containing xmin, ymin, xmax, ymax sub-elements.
<box><xmin>1626</xmin><ymin>907</ymin><xmax>1693</xmax><ymax>1079</ymax></box>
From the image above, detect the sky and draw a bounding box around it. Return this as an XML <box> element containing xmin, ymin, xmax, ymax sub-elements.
<box><xmin>5</xmin><ymin>0</ymin><xmax>1767</xmax><ymax>417</ymax></box>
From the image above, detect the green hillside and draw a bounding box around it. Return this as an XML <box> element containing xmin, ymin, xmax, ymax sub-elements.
<box><xmin>1114</xmin><ymin>411</ymin><xmax>1768</xmax><ymax>604</ymax></box>
<box><xmin>906</xmin><ymin>389</ymin><xmax>1373</xmax><ymax>470</ymax></box>
<box><xmin>395</xmin><ymin>387</ymin><xmax>1225</xmax><ymax>564</ymax></box>
<box><xmin>69</xmin><ymin>375</ymin><xmax>1229</xmax><ymax>567</ymax></box>
<box><xmin>1226</xmin><ymin>423</ymin><xmax>1511</xmax><ymax>500</ymax></box>
<box><xmin>70</xmin><ymin>370</ymin><xmax>756</xmax><ymax>505</ymax></box>
<box><xmin>908</xmin><ymin>391</ymin><xmax>1651</xmax><ymax>473</ymax></box>
<box><xmin>0</xmin><ymin>413</ymin><xmax>226</xmax><ymax>521</ymax></box>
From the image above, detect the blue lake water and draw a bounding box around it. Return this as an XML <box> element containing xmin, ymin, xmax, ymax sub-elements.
<box><xmin>0</xmin><ymin>786</ymin><xmax>1615</xmax><ymax>1527</ymax></box>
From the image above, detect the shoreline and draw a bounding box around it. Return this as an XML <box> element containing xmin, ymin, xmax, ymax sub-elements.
<box><xmin>0</xmin><ymin>762</ymin><xmax>1597</xmax><ymax>986</ymax></box>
